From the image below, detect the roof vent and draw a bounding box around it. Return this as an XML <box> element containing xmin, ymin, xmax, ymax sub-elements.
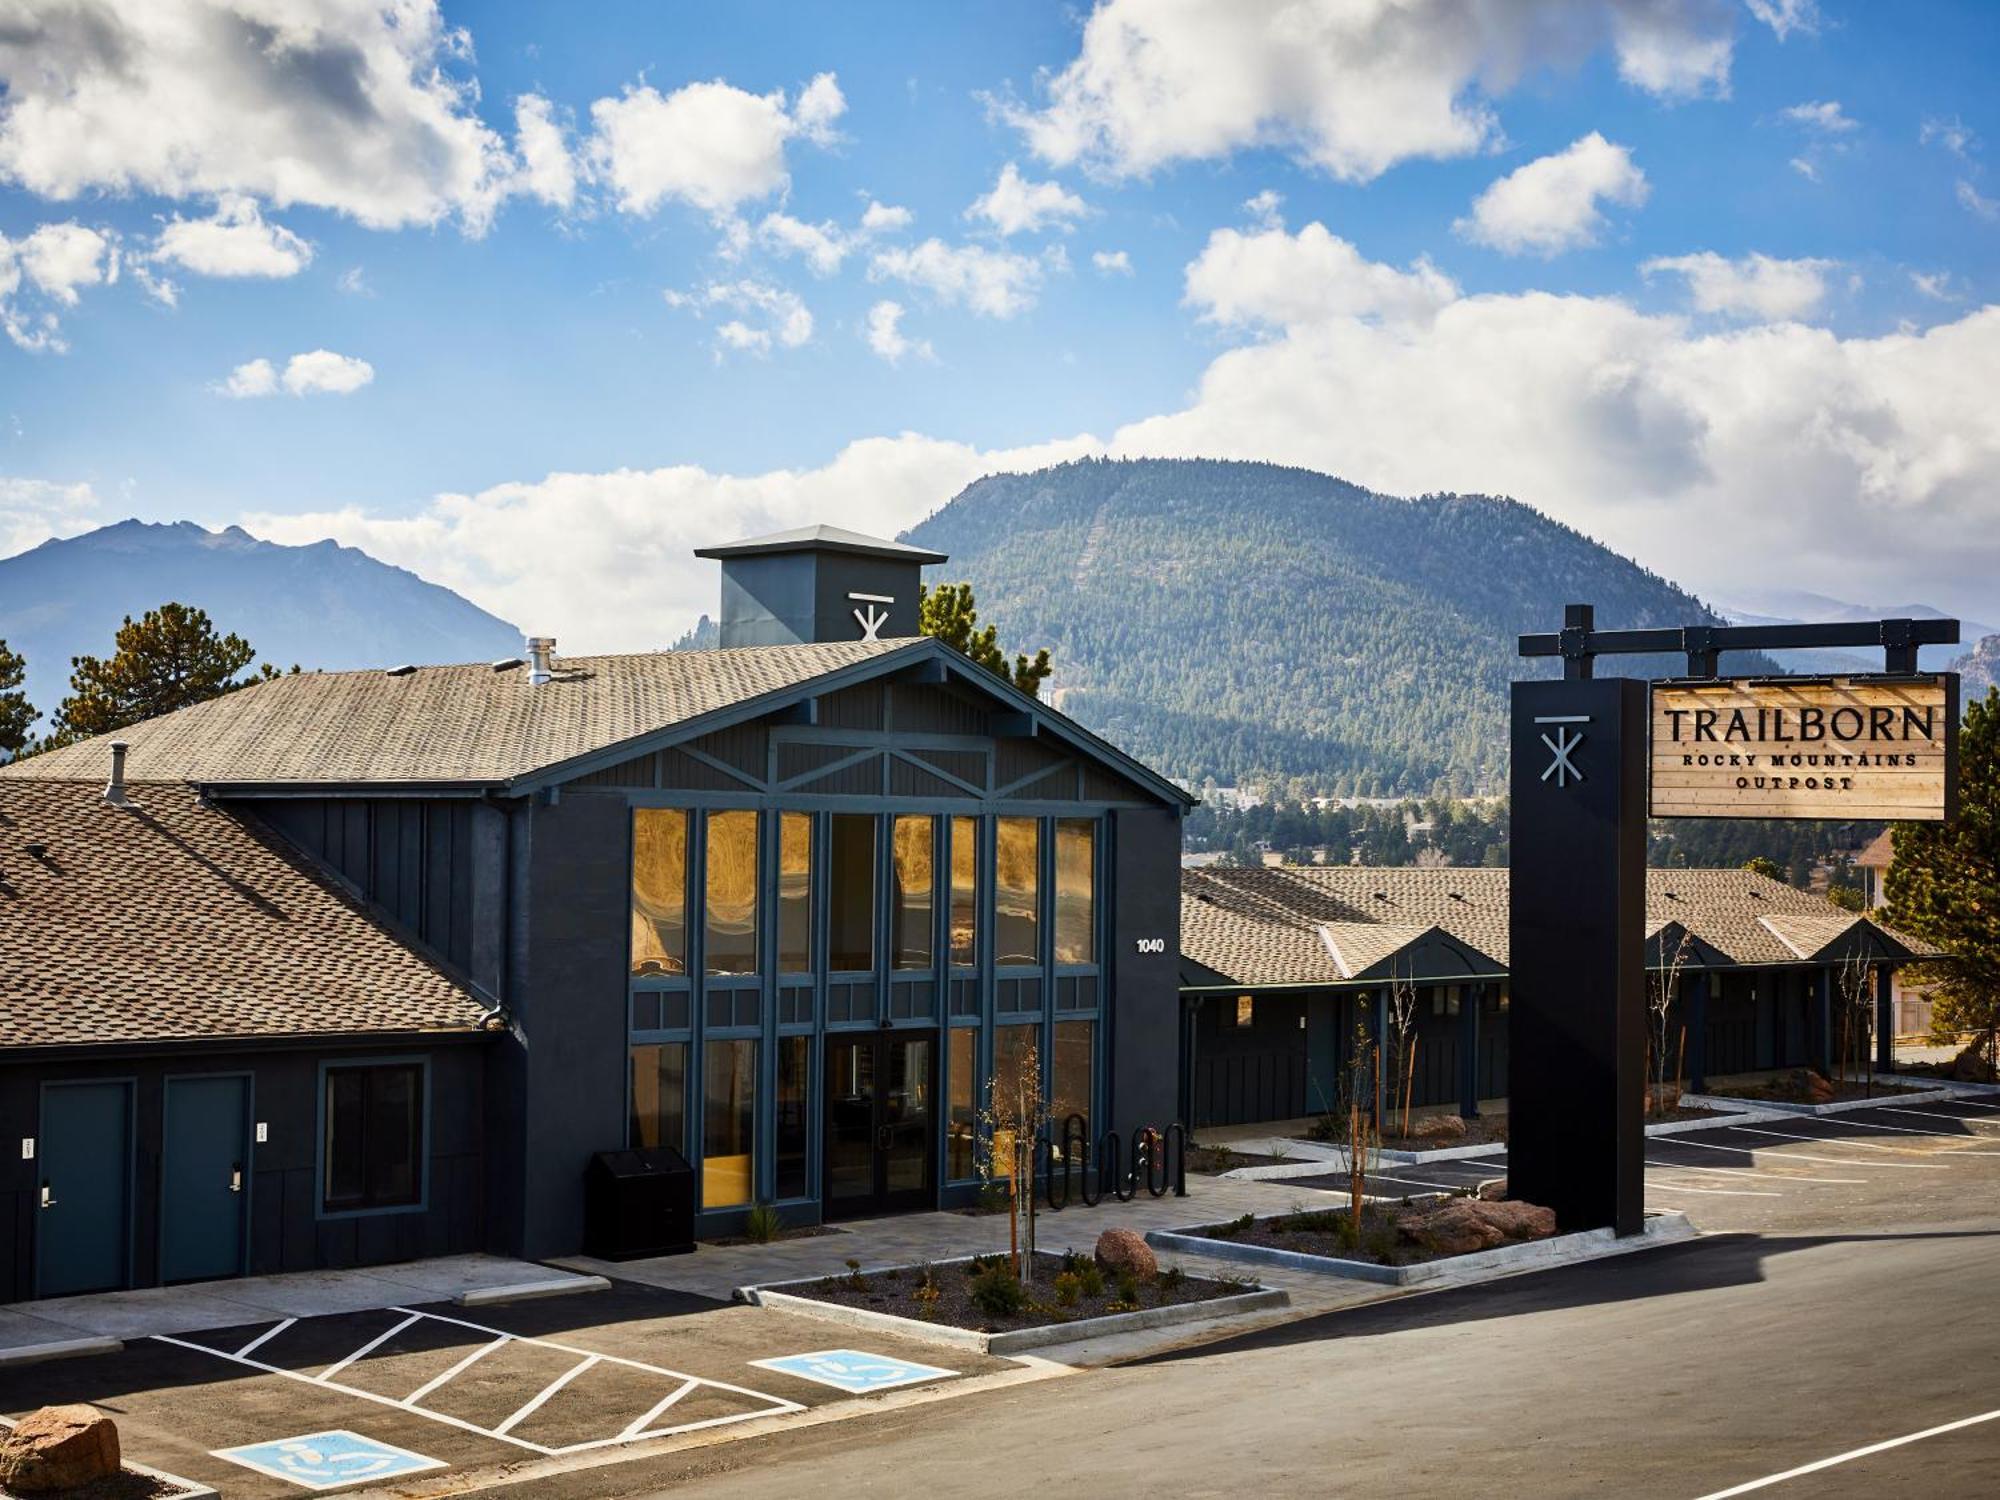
<box><xmin>1372</xmin><ymin>891</ymin><xmax>1388</xmax><ymax>901</ymax></box>
<box><xmin>526</xmin><ymin>637</ymin><xmax>555</xmax><ymax>687</ymax></box>
<box><xmin>24</xmin><ymin>842</ymin><xmax>47</xmax><ymax>861</ymax></box>
<box><xmin>102</xmin><ymin>740</ymin><xmax>132</xmax><ymax>810</ymax></box>
<box><xmin>491</xmin><ymin>656</ymin><xmax>525</xmax><ymax>672</ymax></box>
<box><xmin>385</xmin><ymin>663</ymin><xmax>416</xmax><ymax>677</ymax></box>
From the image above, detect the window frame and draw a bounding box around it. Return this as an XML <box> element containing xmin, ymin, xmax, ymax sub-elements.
<box><xmin>315</xmin><ymin>1055</ymin><xmax>430</xmax><ymax>1221</ymax></box>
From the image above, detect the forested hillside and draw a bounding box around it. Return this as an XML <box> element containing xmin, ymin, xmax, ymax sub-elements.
<box><xmin>905</xmin><ymin>458</ymin><xmax>1759</xmax><ymax>795</ymax></box>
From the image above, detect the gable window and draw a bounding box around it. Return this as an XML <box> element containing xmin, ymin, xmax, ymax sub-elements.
<box><xmin>948</xmin><ymin>816</ymin><xmax>979</xmax><ymax>968</ymax></box>
<box><xmin>777</xmin><ymin>812</ymin><xmax>813</xmax><ymax>973</ymax></box>
<box><xmin>892</xmin><ymin>814</ymin><xmax>935</xmax><ymax>970</ymax></box>
<box><xmin>322</xmin><ymin>1063</ymin><xmax>423</xmax><ymax>1214</ymax></box>
<box><xmin>631</xmin><ymin>809</ymin><xmax>689</xmax><ymax>976</ymax></box>
<box><xmin>996</xmin><ymin>817</ymin><xmax>1040</xmax><ymax>966</ymax></box>
<box><xmin>1054</xmin><ymin>819</ymin><xmax>1096</xmax><ymax>965</ymax></box>
<box><xmin>705</xmin><ymin>810</ymin><xmax>759</xmax><ymax>975</ymax></box>
<box><xmin>828</xmin><ymin>814</ymin><xmax>876</xmax><ymax>971</ymax></box>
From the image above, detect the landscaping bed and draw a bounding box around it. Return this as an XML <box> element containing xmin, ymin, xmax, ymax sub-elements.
<box><xmin>1372</xmin><ymin>1115</ymin><xmax>1508</xmax><ymax>1152</ymax></box>
<box><xmin>1187</xmin><ymin>1141</ymin><xmax>1300</xmax><ymax>1174</ymax></box>
<box><xmin>1193</xmin><ymin>1195</ymin><xmax>1553</xmax><ymax>1269</ymax></box>
<box><xmin>1708</xmin><ymin>1069</ymin><xmax>1927</xmax><ymax>1106</ymax></box>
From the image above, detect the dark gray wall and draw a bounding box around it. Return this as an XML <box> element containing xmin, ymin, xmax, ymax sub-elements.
<box><xmin>0</xmin><ymin>1040</ymin><xmax>485</xmax><ymax>1303</ymax></box>
<box><xmin>1107</xmin><ymin>805</ymin><xmax>1184</xmax><ymax>1138</ymax></box>
<box><xmin>716</xmin><ymin>552</ymin><xmax>925</xmax><ymax>647</ymax></box>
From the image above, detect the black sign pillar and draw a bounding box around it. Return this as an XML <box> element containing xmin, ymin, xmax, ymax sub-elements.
<box><xmin>1509</xmin><ymin>673</ymin><xmax>1647</xmax><ymax>1236</ymax></box>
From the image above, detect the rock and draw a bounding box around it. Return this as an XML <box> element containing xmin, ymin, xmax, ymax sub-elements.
<box><xmin>1472</xmin><ymin>1199</ymin><xmax>1558</xmax><ymax>1241</ymax></box>
<box><xmin>0</xmin><ymin>1405</ymin><xmax>121</xmax><ymax>1493</ymax></box>
<box><xmin>1398</xmin><ymin>1199</ymin><xmax>1506</xmax><ymax>1256</ymax></box>
<box><xmin>1952</xmin><ymin>1039</ymin><xmax>1994</xmax><ymax>1083</ymax></box>
<box><xmin>1475</xmin><ymin>1178</ymin><xmax>1508</xmax><ymax>1201</ymax></box>
<box><xmin>1094</xmin><ymin>1227</ymin><xmax>1157</xmax><ymax>1279</ymax></box>
<box><xmin>1410</xmin><ymin>1114</ymin><xmax>1467</xmax><ymax>1141</ymax></box>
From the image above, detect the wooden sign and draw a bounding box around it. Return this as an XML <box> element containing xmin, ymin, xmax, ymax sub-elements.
<box><xmin>1650</xmin><ymin>675</ymin><xmax>1957</xmax><ymax>821</ymax></box>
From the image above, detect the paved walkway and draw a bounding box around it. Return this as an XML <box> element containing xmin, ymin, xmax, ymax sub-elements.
<box><xmin>0</xmin><ymin>1253</ymin><xmax>591</xmax><ymax>1354</ymax></box>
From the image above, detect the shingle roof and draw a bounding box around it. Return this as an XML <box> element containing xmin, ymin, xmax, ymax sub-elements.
<box><xmin>0</xmin><ymin>640</ymin><xmax>917</xmax><ymax>788</ymax></box>
<box><xmin>1181</xmin><ymin>865</ymin><xmax>1938</xmax><ymax>988</ymax></box>
<box><xmin>1854</xmin><ymin>829</ymin><xmax>1896</xmax><ymax>869</ymax></box>
<box><xmin>0</xmin><ymin>780</ymin><xmax>487</xmax><ymax>1048</ymax></box>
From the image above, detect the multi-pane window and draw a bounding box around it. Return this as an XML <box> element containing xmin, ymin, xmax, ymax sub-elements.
<box><xmin>776</xmin><ymin>1036</ymin><xmax>810</xmax><ymax>1200</ymax></box>
<box><xmin>703</xmin><ymin>1039</ymin><xmax>757</xmax><ymax>1209</ymax></box>
<box><xmin>322</xmin><ymin>1063</ymin><xmax>423</xmax><ymax>1214</ymax></box>
<box><xmin>1053</xmin><ymin>1020</ymin><xmax>1094</xmax><ymax>1130</ymax></box>
<box><xmin>628</xmin><ymin>1042</ymin><xmax>687</xmax><ymax>1154</ymax></box>
<box><xmin>1053</xmin><ymin>819</ymin><xmax>1096</xmax><ymax>965</ymax></box>
<box><xmin>947</xmin><ymin>1028</ymin><xmax>977</xmax><ymax>1180</ymax></box>
<box><xmin>828</xmin><ymin>814</ymin><xmax>875</xmax><ymax>971</ymax></box>
<box><xmin>991</xmin><ymin>1023</ymin><xmax>1038</xmax><ymax>1176</ymax></box>
<box><xmin>995</xmin><ymin>817</ymin><xmax>1040</xmax><ymax>966</ymax></box>
<box><xmin>777</xmin><ymin>812</ymin><xmax>813</xmax><ymax>974</ymax></box>
<box><xmin>892</xmin><ymin>814</ymin><xmax>935</xmax><ymax>970</ymax></box>
<box><xmin>948</xmin><ymin>815</ymin><xmax>978</xmax><ymax>968</ymax></box>
<box><xmin>630</xmin><ymin>809</ymin><xmax>688</xmax><ymax>976</ymax></box>
<box><xmin>704</xmin><ymin>810</ymin><xmax>759</xmax><ymax>975</ymax></box>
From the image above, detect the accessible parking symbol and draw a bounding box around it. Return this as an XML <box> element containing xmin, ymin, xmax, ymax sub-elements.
<box><xmin>751</xmin><ymin>1348</ymin><xmax>958</xmax><ymax>1394</ymax></box>
<box><xmin>213</xmin><ymin>1430</ymin><xmax>445</xmax><ymax>1491</ymax></box>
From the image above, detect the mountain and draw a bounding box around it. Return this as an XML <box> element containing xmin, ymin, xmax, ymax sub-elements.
<box><xmin>904</xmin><ymin>457</ymin><xmax>1771</xmax><ymax>797</ymax></box>
<box><xmin>1718</xmin><ymin>590</ymin><xmax>1994</xmax><ymax>675</ymax></box>
<box><xmin>0</xmin><ymin>520</ymin><xmax>522</xmax><ymax>721</ymax></box>
<box><xmin>1953</xmin><ymin>634</ymin><xmax>2000</xmax><ymax>703</ymax></box>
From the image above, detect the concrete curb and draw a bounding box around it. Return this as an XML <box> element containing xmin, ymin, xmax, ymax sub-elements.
<box><xmin>0</xmin><ymin>1334</ymin><xmax>123</xmax><ymax>1368</ymax></box>
<box><xmin>1145</xmin><ymin>1211</ymin><xmax>1697</xmax><ymax>1289</ymax></box>
<box><xmin>737</xmin><ymin>1257</ymin><xmax>1288</xmax><ymax>1355</ymax></box>
<box><xmin>1645</xmin><ymin>1107</ymin><xmax>1796</xmax><ymax>1135</ymax></box>
<box><xmin>1874</xmin><ymin>1072</ymin><xmax>2000</xmax><ymax>1096</ymax></box>
<box><xmin>455</xmin><ymin>1273</ymin><xmax>610</xmax><ymax>1307</ymax></box>
<box><xmin>1680</xmin><ymin>1086</ymin><xmax>1960</xmax><ymax>1118</ymax></box>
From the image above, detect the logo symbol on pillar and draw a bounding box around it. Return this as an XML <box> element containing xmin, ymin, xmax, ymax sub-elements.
<box><xmin>849</xmin><ymin>591</ymin><xmax>893</xmax><ymax>641</ymax></box>
<box><xmin>1534</xmin><ymin>714</ymin><xmax>1590</xmax><ymax>788</ymax></box>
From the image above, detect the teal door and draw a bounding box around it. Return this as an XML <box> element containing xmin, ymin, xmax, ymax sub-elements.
<box><xmin>161</xmin><ymin>1076</ymin><xmax>252</xmax><ymax>1283</ymax></box>
<box><xmin>37</xmin><ymin>1082</ymin><xmax>133</xmax><ymax>1298</ymax></box>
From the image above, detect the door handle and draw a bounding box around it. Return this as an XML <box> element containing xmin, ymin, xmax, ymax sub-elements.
<box><xmin>877</xmin><ymin>1126</ymin><xmax>893</xmax><ymax>1151</ymax></box>
<box><xmin>39</xmin><ymin>1181</ymin><xmax>55</xmax><ymax>1210</ymax></box>
<box><xmin>229</xmin><ymin>1163</ymin><xmax>243</xmax><ymax>1194</ymax></box>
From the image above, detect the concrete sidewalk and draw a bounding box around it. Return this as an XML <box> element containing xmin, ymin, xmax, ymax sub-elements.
<box><xmin>0</xmin><ymin>1253</ymin><xmax>600</xmax><ymax>1358</ymax></box>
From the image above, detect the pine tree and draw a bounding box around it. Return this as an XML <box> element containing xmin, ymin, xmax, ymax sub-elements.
<box><xmin>0</xmin><ymin>639</ymin><xmax>35</xmax><ymax>756</ymax></box>
<box><xmin>918</xmin><ymin>581</ymin><xmax>1053</xmax><ymax>699</ymax></box>
<box><xmin>1886</xmin><ymin>687</ymin><xmax>2000</xmax><ymax>1051</ymax></box>
<box><xmin>48</xmin><ymin>603</ymin><xmax>290</xmax><ymax>746</ymax></box>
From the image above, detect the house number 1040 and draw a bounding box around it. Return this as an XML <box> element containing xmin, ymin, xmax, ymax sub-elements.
<box><xmin>1134</xmin><ymin>938</ymin><xmax>1166</xmax><ymax>954</ymax></box>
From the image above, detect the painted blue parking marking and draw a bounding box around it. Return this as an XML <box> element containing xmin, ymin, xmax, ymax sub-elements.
<box><xmin>212</xmin><ymin>1430</ymin><xmax>445</xmax><ymax>1491</ymax></box>
<box><xmin>750</xmin><ymin>1348</ymin><xmax>958</xmax><ymax>1394</ymax></box>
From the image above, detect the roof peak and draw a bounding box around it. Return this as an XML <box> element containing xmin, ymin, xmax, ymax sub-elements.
<box><xmin>692</xmin><ymin>524</ymin><xmax>948</xmax><ymax>564</ymax></box>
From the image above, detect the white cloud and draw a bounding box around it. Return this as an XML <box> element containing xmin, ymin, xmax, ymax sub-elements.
<box><xmin>1746</xmin><ymin>0</ymin><xmax>1821</xmax><ymax>40</ymax></box>
<box><xmin>1001</xmin><ymin>0</ymin><xmax>1735</xmax><ymax>183</ymax></box>
<box><xmin>336</xmin><ymin>266</ymin><xmax>373</xmax><ymax>297</ymax></box>
<box><xmin>861</xmin><ymin>200</ymin><xmax>914</xmax><ymax>233</ymax></box>
<box><xmin>1456</xmin><ymin>133</ymin><xmax>1648</xmax><ymax>257</ymax></box>
<box><xmin>513</xmin><ymin>95</ymin><xmax>577</xmax><ymax>210</ymax></box>
<box><xmin>1956</xmin><ymin>180</ymin><xmax>1999</xmax><ymax>222</ymax></box>
<box><xmin>1788</xmin><ymin>156</ymin><xmax>1819</xmax><ymax>182</ymax></box>
<box><xmin>1185</xmin><ymin>223</ymin><xmax>1456</xmax><ymax>329</ymax></box>
<box><xmin>1092</xmin><ymin>249</ymin><xmax>1133</xmax><ymax>275</ymax></box>
<box><xmin>1781</xmin><ymin>100</ymin><xmax>1855</xmax><ymax>134</ymax></box>
<box><xmin>966</xmin><ymin>163</ymin><xmax>1090</xmax><ymax>236</ymax></box>
<box><xmin>1642</xmin><ymin>252</ymin><xmax>1837</xmax><ymax>321</ymax></box>
<box><xmin>1909</xmin><ymin>270</ymin><xmax>1956</xmax><ymax>302</ymax></box>
<box><xmin>1922</xmin><ymin>117</ymin><xmax>1976</xmax><ymax>159</ymax></box>
<box><xmin>0</xmin><ymin>1</ymin><xmax>515</xmax><ymax>233</ymax></box>
<box><xmin>0</xmin><ymin>221</ymin><xmax>113</xmax><ymax>350</ymax></box>
<box><xmin>863</xmin><ymin>300</ymin><xmax>932</xmax><ymax>364</ymax></box>
<box><xmin>757</xmin><ymin>213</ymin><xmax>850</xmax><ymax>276</ymax></box>
<box><xmin>868</xmin><ymin>239</ymin><xmax>1042</xmax><ymax>318</ymax></box>
<box><xmin>1243</xmin><ymin>189</ymin><xmax>1284</xmax><ymax>228</ymax></box>
<box><xmin>586</xmin><ymin>73</ymin><xmax>844</xmax><ymax>218</ymax></box>
<box><xmin>151</xmin><ymin>195</ymin><xmax>312</xmax><ymax>278</ymax></box>
<box><xmin>665</xmin><ymin>279</ymin><xmax>813</xmax><ymax>356</ymax></box>
<box><xmin>0</xmin><ymin>475</ymin><xmax>99</xmax><ymax>557</ymax></box>
<box><xmin>219</xmin><ymin>350</ymin><xmax>374</xmax><ymax>397</ymax></box>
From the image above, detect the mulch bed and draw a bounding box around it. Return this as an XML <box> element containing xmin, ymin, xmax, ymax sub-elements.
<box><xmin>1645</xmin><ymin>1104</ymin><xmax>1730</xmax><ymax>1123</ymax></box>
<box><xmin>1187</xmin><ymin>1144</ymin><xmax>1298</xmax><ymax>1173</ymax></box>
<box><xmin>3</xmin><ymin>1475</ymin><xmax>190</xmax><ymax>1500</ymax></box>
<box><xmin>1371</xmin><ymin>1115</ymin><xmax>1509</xmax><ymax>1152</ymax></box>
<box><xmin>788</xmin><ymin>1251</ymin><xmax>1253</xmax><ymax>1333</ymax></box>
<box><xmin>1711</xmin><ymin>1072</ymin><xmax>1930</xmax><ymax>1106</ymax></box>
<box><xmin>1195</xmin><ymin>1202</ymin><xmax>1547</xmax><ymax>1269</ymax></box>
<box><xmin>704</xmin><ymin>1223</ymin><xmax>847</xmax><ymax>1248</ymax></box>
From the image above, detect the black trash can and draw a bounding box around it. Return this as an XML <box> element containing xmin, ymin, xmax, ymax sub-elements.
<box><xmin>584</xmin><ymin>1146</ymin><xmax>694</xmax><ymax>1259</ymax></box>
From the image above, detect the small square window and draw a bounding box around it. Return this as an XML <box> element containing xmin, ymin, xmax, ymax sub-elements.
<box><xmin>1235</xmin><ymin>996</ymin><xmax>1254</xmax><ymax>1028</ymax></box>
<box><xmin>322</xmin><ymin>1063</ymin><xmax>423</xmax><ymax>1215</ymax></box>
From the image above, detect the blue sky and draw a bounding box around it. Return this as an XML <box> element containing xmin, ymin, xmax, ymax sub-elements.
<box><xmin>2</xmin><ymin>1</ymin><xmax>1997</xmax><ymax>646</ymax></box>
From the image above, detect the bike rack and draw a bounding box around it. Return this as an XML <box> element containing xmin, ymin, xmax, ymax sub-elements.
<box><xmin>1033</xmin><ymin>1120</ymin><xmax>1188</xmax><ymax>1209</ymax></box>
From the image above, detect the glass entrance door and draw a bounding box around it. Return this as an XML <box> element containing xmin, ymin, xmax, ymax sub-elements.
<box><xmin>823</xmin><ymin>1031</ymin><xmax>935</xmax><ymax>1219</ymax></box>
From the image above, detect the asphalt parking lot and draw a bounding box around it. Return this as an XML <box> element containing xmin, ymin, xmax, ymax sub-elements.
<box><xmin>0</xmin><ymin>1280</ymin><xmax>1014</xmax><ymax>1496</ymax></box>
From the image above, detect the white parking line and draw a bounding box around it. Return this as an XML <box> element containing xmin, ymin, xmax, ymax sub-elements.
<box><xmin>494</xmin><ymin>1355</ymin><xmax>599</xmax><ymax>1437</ymax></box>
<box><xmin>1794</xmin><ymin>1116</ymin><xmax>2000</xmax><ymax>1153</ymax></box>
<box><xmin>1878</xmin><ymin>1105</ymin><xmax>2000</xmax><ymax>1129</ymax></box>
<box><xmin>1644</xmin><ymin>1158</ymin><xmax>1864</xmax><ymax>1185</ymax></box>
<box><xmin>1693</xmin><ymin>1405</ymin><xmax>2000</xmax><ymax>1497</ymax></box>
<box><xmin>1359</xmin><ymin>1172</ymin><xmax>1470</xmax><ymax>1193</ymax></box>
<box><xmin>318</xmin><ymin>1312</ymin><xmax>421</xmax><ymax>1382</ymax></box>
<box><xmin>1929</xmin><ymin>1095</ymin><xmax>2000</xmax><ymax>1112</ymax></box>
<box><xmin>232</xmin><ymin>1318</ymin><xmax>295</xmax><ymax>1359</ymax></box>
<box><xmin>402</xmin><ymin>1334</ymin><xmax>507</xmax><ymax>1407</ymax></box>
<box><xmin>1663</xmin><ymin>1136</ymin><xmax>1949</xmax><ymax>1170</ymax></box>
<box><xmin>619</xmin><ymin>1380</ymin><xmax>701</xmax><ymax>1440</ymax></box>
<box><xmin>1721</xmin><ymin>1126</ymin><xmax>1959</xmax><ymax>1159</ymax></box>
<box><xmin>1643</xmin><ymin>1180</ymin><xmax>1781</xmax><ymax>1197</ymax></box>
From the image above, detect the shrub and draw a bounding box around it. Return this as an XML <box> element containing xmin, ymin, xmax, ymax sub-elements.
<box><xmin>976</xmin><ymin>1181</ymin><xmax>1012</xmax><ymax>1215</ymax></box>
<box><xmin>1104</xmin><ymin>1300</ymin><xmax>1138</xmax><ymax>1314</ymax></box>
<box><xmin>1052</xmin><ymin>1271</ymin><xmax>1082</xmax><ymax>1307</ymax></box>
<box><xmin>1115</xmin><ymin>1268</ymin><xmax>1141</xmax><ymax>1304</ymax></box>
<box><xmin>844</xmin><ymin>1257</ymin><xmax>866</xmax><ymax>1291</ymax></box>
<box><xmin>913</xmin><ymin>1282</ymin><xmax>942</xmax><ymax>1319</ymax></box>
<box><xmin>1211</xmin><ymin>1212</ymin><xmax>1256</xmax><ymax>1240</ymax></box>
<box><xmin>1280</xmin><ymin>1209</ymin><xmax>1342</xmax><ymax>1235</ymax></box>
<box><xmin>1158</xmin><ymin>1264</ymin><xmax>1186</xmax><ymax>1293</ymax></box>
<box><xmin>1077</xmin><ymin>1262</ymin><xmax>1105</xmax><ymax>1298</ymax></box>
<box><xmin>969</xmin><ymin>1261</ymin><xmax>1028</xmax><ymax>1319</ymax></box>
<box><xmin>1305</xmin><ymin>1112</ymin><xmax>1341</xmax><ymax>1142</ymax></box>
<box><xmin>742</xmin><ymin>1203</ymin><xmax>784</xmax><ymax>1244</ymax></box>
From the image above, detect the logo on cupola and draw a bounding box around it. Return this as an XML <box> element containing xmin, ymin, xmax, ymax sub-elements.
<box><xmin>849</xmin><ymin>592</ymin><xmax>893</xmax><ymax>641</ymax></box>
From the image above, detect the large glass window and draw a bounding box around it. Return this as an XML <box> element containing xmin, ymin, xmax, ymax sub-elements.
<box><xmin>948</xmin><ymin>1028</ymin><xmax>977</xmax><ymax>1180</ymax></box>
<box><xmin>1053</xmin><ymin>1020</ymin><xmax>1094</xmax><ymax>1131</ymax></box>
<box><xmin>829</xmin><ymin>814</ymin><xmax>876</xmax><ymax>971</ymax></box>
<box><xmin>631</xmin><ymin>809</ymin><xmax>688</xmax><ymax>976</ymax></box>
<box><xmin>948</xmin><ymin>816</ymin><xmax>978</xmax><ymax>968</ymax></box>
<box><xmin>628</xmin><ymin>1042</ymin><xmax>687</xmax><ymax>1154</ymax></box>
<box><xmin>777</xmin><ymin>812</ymin><xmax>813</xmax><ymax>974</ymax></box>
<box><xmin>991</xmin><ymin>1023</ymin><xmax>1039</xmax><ymax>1177</ymax></box>
<box><xmin>322</xmin><ymin>1063</ymin><xmax>423</xmax><ymax>1214</ymax></box>
<box><xmin>1054</xmin><ymin>819</ymin><xmax>1096</xmax><ymax>965</ymax></box>
<box><xmin>995</xmin><ymin>817</ymin><xmax>1040</xmax><ymax>966</ymax></box>
<box><xmin>704</xmin><ymin>810</ymin><xmax>759</xmax><ymax>975</ymax></box>
<box><xmin>892</xmin><ymin>814</ymin><xmax>935</xmax><ymax>970</ymax></box>
<box><xmin>702</xmin><ymin>1039</ymin><xmax>757</xmax><ymax>1208</ymax></box>
<box><xmin>776</xmin><ymin>1036</ymin><xmax>810</xmax><ymax>1200</ymax></box>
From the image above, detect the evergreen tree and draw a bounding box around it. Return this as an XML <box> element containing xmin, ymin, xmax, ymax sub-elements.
<box><xmin>0</xmin><ymin>639</ymin><xmax>34</xmax><ymax>756</ymax></box>
<box><xmin>1887</xmin><ymin>687</ymin><xmax>2000</xmax><ymax>1051</ymax></box>
<box><xmin>1742</xmin><ymin>856</ymin><xmax>1785</xmax><ymax>882</ymax></box>
<box><xmin>48</xmin><ymin>603</ymin><xmax>290</xmax><ymax>746</ymax></box>
<box><xmin>918</xmin><ymin>581</ymin><xmax>1053</xmax><ymax>698</ymax></box>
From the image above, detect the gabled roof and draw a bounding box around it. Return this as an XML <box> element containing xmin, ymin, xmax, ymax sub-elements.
<box><xmin>1853</xmin><ymin>829</ymin><xmax>1896</xmax><ymax>869</ymax></box>
<box><xmin>0</xmin><ymin>780</ymin><xmax>487</xmax><ymax>1049</ymax></box>
<box><xmin>693</xmin><ymin>524</ymin><xmax>947</xmax><ymax>563</ymax></box>
<box><xmin>1182</xmin><ymin>865</ymin><xmax>1938</xmax><ymax>989</ymax></box>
